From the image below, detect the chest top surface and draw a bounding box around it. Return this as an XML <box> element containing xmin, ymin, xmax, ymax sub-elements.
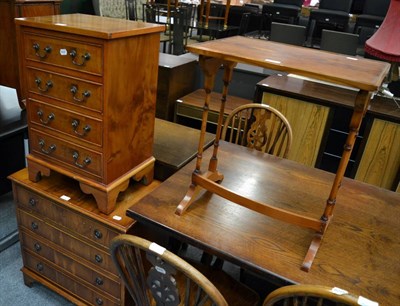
<box><xmin>15</xmin><ymin>13</ymin><xmax>165</xmax><ymax>39</ymax></box>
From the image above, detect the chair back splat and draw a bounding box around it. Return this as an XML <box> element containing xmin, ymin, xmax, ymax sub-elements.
<box><xmin>111</xmin><ymin>234</ymin><xmax>229</xmax><ymax>306</ymax></box>
<box><xmin>221</xmin><ymin>103</ymin><xmax>293</xmax><ymax>158</ymax></box>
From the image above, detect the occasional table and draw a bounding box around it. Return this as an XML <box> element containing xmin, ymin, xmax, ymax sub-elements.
<box><xmin>182</xmin><ymin>36</ymin><xmax>390</xmax><ymax>270</ymax></box>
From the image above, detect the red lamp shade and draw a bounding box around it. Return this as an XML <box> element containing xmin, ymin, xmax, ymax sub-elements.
<box><xmin>365</xmin><ymin>0</ymin><xmax>400</xmax><ymax>62</ymax></box>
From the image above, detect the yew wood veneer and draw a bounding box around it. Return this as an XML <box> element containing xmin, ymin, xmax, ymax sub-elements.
<box><xmin>9</xmin><ymin>168</ymin><xmax>162</xmax><ymax>305</ymax></box>
<box><xmin>15</xmin><ymin>14</ymin><xmax>164</xmax><ymax>214</ymax></box>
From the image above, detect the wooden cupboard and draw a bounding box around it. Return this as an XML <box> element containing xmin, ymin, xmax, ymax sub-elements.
<box><xmin>260</xmin><ymin>92</ymin><xmax>330</xmax><ymax>167</ymax></box>
<box><xmin>355</xmin><ymin>119</ymin><xmax>400</xmax><ymax>190</ymax></box>
<box><xmin>256</xmin><ymin>74</ymin><xmax>400</xmax><ymax>191</ymax></box>
<box><xmin>0</xmin><ymin>0</ymin><xmax>62</xmax><ymax>109</ymax></box>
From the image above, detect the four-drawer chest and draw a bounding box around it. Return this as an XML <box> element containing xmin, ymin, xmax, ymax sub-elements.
<box><xmin>15</xmin><ymin>14</ymin><xmax>164</xmax><ymax>214</ymax></box>
<box><xmin>10</xmin><ymin>168</ymin><xmax>161</xmax><ymax>305</ymax></box>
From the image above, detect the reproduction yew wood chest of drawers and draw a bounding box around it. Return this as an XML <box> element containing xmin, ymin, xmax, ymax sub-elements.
<box><xmin>15</xmin><ymin>14</ymin><xmax>164</xmax><ymax>214</ymax></box>
<box><xmin>9</xmin><ymin>168</ymin><xmax>161</xmax><ymax>305</ymax></box>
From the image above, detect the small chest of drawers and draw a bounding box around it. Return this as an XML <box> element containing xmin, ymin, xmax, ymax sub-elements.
<box><xmin>9</xmin><ymin>168</ymin><xmax>161</xmax><ymax>305</ymax></box>
<box><xmin>15</xmin><ymin>14</ymin><xmax>164</xmax><ymax>214</ymax></box>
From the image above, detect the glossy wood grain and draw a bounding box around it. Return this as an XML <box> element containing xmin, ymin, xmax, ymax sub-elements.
<box><xmin>9</xmin><ymin>167</ymin><xmax>162</xmax><ymax>305</ymax></box>
<box><xmin>184</xmin><ymin>37</ymin><xmax>391</xmax><ymax>270</ymax></box>
<box><xmin>17</xmin><ymin>14</ymin><xmax>164</xmax><ymax>213</ymax></box>
<box><xmin>355</xmin><ymin>119</ymin><xmax>400</xmax><ymax>190</ymax></box>
<box><xmin>153</xmin><ymin>118</ymin><xmax>215</xmax><ymax>180</ymax></box>
<box><xmin>15</xmin><ymin>13</ymin><xmax>165</xmax><ymax>39</ymax></box>
<box><xmin>127</xmin><ymin>141</ymin><xmax>400</xmax><ymax>306</ymax></box>
<box><xmin>186</xmin><ymin>36</ymin><xmax>390</xmax><ymax>92</ymax></box>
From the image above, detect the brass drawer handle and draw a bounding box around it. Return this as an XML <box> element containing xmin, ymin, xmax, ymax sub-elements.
<box><xmin>95</xmin><ymin>298</ymin><xmax>103</xmax><ymax>305</ymax></box>
<box><xmin>36</xmin><ymin>263</ymin><xmax>44</xmax><ymax>272</ymax></box>
<box><xmin>37</xmin><ymin>109</ymin><xmax>55</xmax><ymax>125</ymax></box>
<box><xmin>29</xmin><ymin>198</ymin><xmax>37</xmax><ymax>207</ymax></box>
<box><xmin>39</xmin><ymin>139</ymin><xmax>56</xmax><ymax>154</ymax></box>
<box><xmin>69</xmin><ymin>49</ymin><xmax>90</xmax><ymax>66</ymax></box>
<box><xmin>94</xmin><ymin>254</ymin><xmax>103</xmax><ymax>263</ymax></box>
<box><xmin>33</xmin><ymin>43</ymin><xmax>51</xmax><ymax>59</ymax></box>
<box><xmin>93</xmin><ymin>229</ymin><xmax>102</xmax><ymax>239</ymax></box>
<box><xmin>70</xmin><ymin>85</ymin><xmax>91</xmax><ymax>103</ymax></box>
<box><xmin>71</xmin><ymin>119</ymin><xmax>91</xmax><ymax>137</ymax></box>
<box><xmin>72</xmin><ymin>151</ymin><xmax>91</xmax><ymax>168</ymax></box>
<box><xmin>95</xmin><ymin>277</ymin><xmax>104</xmax><ymax>286</ymax></box>
<box><xmin>34</xmin><ymin>243</ymin><xmax>42</xmax><ymax>252</ymax></box>
<box><xmin>35</xmin><ymin>77</ymin><xmax>53</xmax><ymax>92</ymax></box>
<box><xmin>31</xmin><ymin>222</ymin><xmax>38</xmax><ymax>230</ymax></box>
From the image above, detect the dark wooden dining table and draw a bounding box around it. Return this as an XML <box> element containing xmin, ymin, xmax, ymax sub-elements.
<box><xmin>127</xmin><ymin>140</ymin><xmax>400</xmax><ymax>306</ymax></box>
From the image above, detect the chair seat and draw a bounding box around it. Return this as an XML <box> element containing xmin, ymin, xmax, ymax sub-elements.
<box><xmin>263</xmin><ymin>4</ymin><xmax>301</xmax><ymax>16</ymax></box>
<box><xmin>356</xmin><ymin>14</ymin><xmax>385</xmax><ymax>24</ymax></box>
<box><xmin>310</xmin><ymin>9</ymin><xmax>350</xmax><ymax>23</ymax></box>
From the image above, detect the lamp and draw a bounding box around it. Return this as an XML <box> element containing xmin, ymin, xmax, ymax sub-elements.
<box><xmin>364</xmin><ymin>0</ymin><xmax>400</xmax><ymax>106</ymax></box>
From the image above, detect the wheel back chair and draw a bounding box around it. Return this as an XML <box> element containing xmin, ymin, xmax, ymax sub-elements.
<box><xmin>221</xmin><ymin>103</ymin><xmax>293</xmax><ymax>158</ymax></box>
<box><xmin>263</xmin><ymin>284</ymin><xmax>374</xmax><ymax>306</ymax></box>
<box><xmin>110</xmin><ymin>234</ymin><xmax>259</xmax><ymax>306</ymax></box>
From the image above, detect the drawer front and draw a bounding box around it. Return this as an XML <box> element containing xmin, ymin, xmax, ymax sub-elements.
<box><xmin>23</xmin><ymin>252</ymin><xmax>119</xmax><ymax>306</ymax></box>
<box><xmin>29</xmin><ymin>99</ymin><xmax>103</xmax><ymax>147</ymax></box>
<box><xmin>27</xmin><ymin>68</ymin><xmax>103</xmax><ymax>113</ymax></box>
<box><xmin>16</xmin><ymin>186</ymin><xmax>119</xmax><ymax>250</ymax></box>
<box><xmin>24</xmin><ymin>32</ymin><xmax>103</xmax><ymax>76</ymax></box>
<box><xmin>21</xmin><ymin>230</ymin><xmax>121</xmax><ymax>298</ymax></box>
<box><xmin>29</xmin><ymin>129</ymin><xmax>102</xmax><ymax>180</ymax></box>
<box><xmin>18</xmin><ymin>209</ymin><xmax>118</xmax><ymax>275</ymax></box>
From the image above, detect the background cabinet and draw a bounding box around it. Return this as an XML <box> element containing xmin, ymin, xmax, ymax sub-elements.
<box><xmin>260</xmin><ymin>92</ymin><xmax>329</xmax><ymax>167</ymax></box>
<box><xmin>156</xmin><ymin>53</ymin><xmax>196</xmax><ymax>121</ymax></box>
<box><xmin>256</xmin><ymin>74</ymin><xmax>400</xmax><ymax>191</ymax></box>
<box><xmin>0</xmin><ymin>0</ymin><xmax>62</xmax><ymax>108</ymax></box>
<box><xmin>355</xmin><ymin>119</ymin><xmax>400</xmax><ymax>190</ymax></box>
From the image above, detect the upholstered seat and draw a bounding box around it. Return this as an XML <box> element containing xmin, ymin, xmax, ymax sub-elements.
<box><xmin>262</xmin><ymin>0</ymin><xmax>303</xmax><ymax>25</ymax></box>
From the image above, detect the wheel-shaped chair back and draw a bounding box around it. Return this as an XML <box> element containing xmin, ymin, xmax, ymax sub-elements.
<box><xmin>111</xmin><ymin>234</ymin><xmax>229</xmax><ymax>306</ymax></box>
<box><xmin>263</xmin><ymin>284</ymin><xmax>371</xmax><ymax>306</ymax></box>
<box><xmin>221</xmin><ymin>103</ymin><xmax>293</xmax><ymax>158</ymax></box>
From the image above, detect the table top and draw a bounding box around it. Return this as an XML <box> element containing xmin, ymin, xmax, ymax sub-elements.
<box><xmin>186</xmin><ymin>36</ymin><xmax>390</xmax><ymax>92</ymax></box>
<box><xmin>153</xmin><ymin>118</ymin><xmax>215</xmax><ymax>172</ymax></box>
<box><xmin>127</xmin><ymin>141</ymin><xmax>400</xmax><ymax>306</ymax></box>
